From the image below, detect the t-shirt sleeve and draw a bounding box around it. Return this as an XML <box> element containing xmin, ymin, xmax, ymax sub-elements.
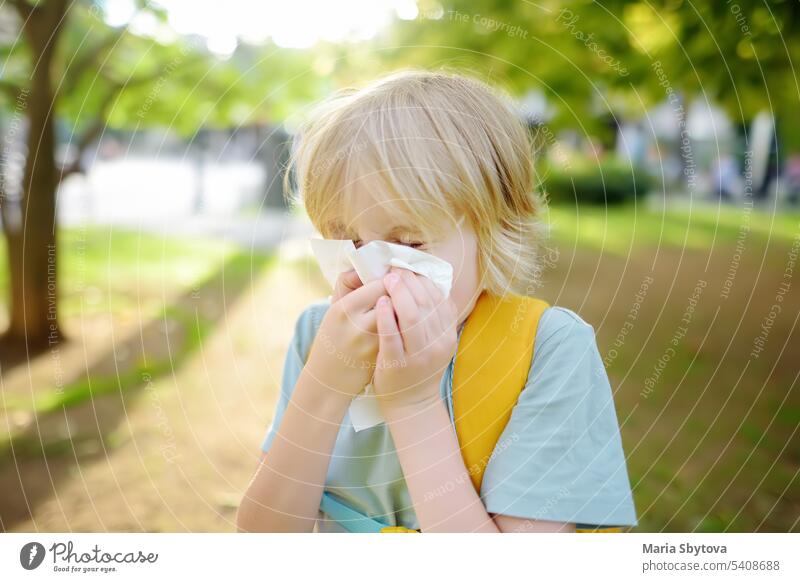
<box><xmin>260</xmin><ymin>300</ymin><xmax>329</xmax><ymax>453</ymax></box>
<box><xmin>480</xmin><ymin>306</ymin><xmax>638</xmax><ymax>529</ymax></box>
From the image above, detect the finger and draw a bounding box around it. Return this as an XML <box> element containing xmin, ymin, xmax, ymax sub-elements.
<box><xmin>383</xmin><ymin>272</ymin><xmax>425</xmax><ymax>349</ymax></box>
<box><xmin>332</xmin><ymin>269</ymin><xmax>362</xmax><ymax>302</ymax></box>
<box><xmin>417</xmin><ymin>275</ymin><xmax>445</xmax><ymax>307</ymax></box>
<box><xmin>375</xmin><ymin>295</ymin><xmax>404</xmax><ymax>361</ymax></box>
<box><xmin>357</xmin><ymin>308</ymin><xmax>378</xmax><ymax>335</ymax></box>
<box><xmin>407</xmin><ymin>273</ymin><xmax>444</xmax><ymax>343</ymax></box>
<box><xmin>418</xmin><ymin>276</ymin><xmax>451</xmax><ymax>335</ymax></box>
<box><xmin>341</xmin><ymin>278</ymin><xmax>387</xmax><ymax>313</ymax></box>
<box><xmin>392</xmin><ymin>267</ymin><xmax>430</xmax><ymax>310</ymax></box>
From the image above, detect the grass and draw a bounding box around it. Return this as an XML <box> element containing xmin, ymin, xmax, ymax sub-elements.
<box><xmin>0</xmin><ymin>227</ymin><xmax>237</xmax><ymax>321</ymax></box>
<box><xmin>545</xmin><ymin>201</ymin><xmax>800</xmax><ymax>255</ymax></box>
<box><xmin>0</xmin><ymin>228</ymin><xmax>273</xmax><ymax>457</ymax></box>
<box><xmin>535</xmin><ymin>204</ymin><xmax>800</xmax><ymax>532</ymax></box>
<box><xmin>58</xmin><ymin>227</ymin><xmax>238</xmax><ymax>319</ymax></box>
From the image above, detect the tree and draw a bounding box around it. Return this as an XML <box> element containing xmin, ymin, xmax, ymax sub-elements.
<box><xmin>1</xmin><ymin>0</ymin><xmax>70</xmax><ymax>350</ymax></box>
<box><xmin>371</xmin><ymin>0</ymin><xmax>799</xmax><ymax>146</ymax></box>
<box><xmin>0</xmin><ymin>0</ymin><xmax>247</xmax><ymax>349</ymax></box>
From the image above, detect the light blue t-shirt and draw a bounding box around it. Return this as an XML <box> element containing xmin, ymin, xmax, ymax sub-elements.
<box><xmin>261</xmin><ymin>298</ymin><xmax>638</xmax><ymax>531</ymax></box>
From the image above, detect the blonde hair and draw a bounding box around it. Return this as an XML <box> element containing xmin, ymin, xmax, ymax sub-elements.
<box><xmin>284</xmin><ymin>69</ymin><xmax>546</xmax><ymax>297</ymax></box>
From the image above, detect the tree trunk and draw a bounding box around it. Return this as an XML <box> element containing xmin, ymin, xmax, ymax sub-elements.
<box><xmin>3</xmin><ymin>3</ymin><xmax>65</xmax><ymax>350</ymax></box>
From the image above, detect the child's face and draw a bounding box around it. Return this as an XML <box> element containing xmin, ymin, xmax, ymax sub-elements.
<box><xmin>342</xmin><ymin>194</ymin><xmax>482</xmax><ymax>326</ymax></box>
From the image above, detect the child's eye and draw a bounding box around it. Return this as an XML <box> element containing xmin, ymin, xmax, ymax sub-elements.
<box><xmin>352</xmin><ymin>239</ymin><xmax>425</xmax><ymax>250</ymax></box>
<box><xmin>390</xmin><ymin>238</ymin><xmax>425</xmax><ymax>249</ymax></box>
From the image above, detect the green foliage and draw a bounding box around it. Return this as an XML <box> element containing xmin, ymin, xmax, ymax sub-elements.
<box><xmin>374</xmin><ymin>0</ymin><xmax>800</xmax><ymax>149</ymax></box>
<box><xmin>0</xmin><ymin>2</ymin><xmax>327</xmax><ymax>137</ymax></box>
<box><xmin>541</xmin><ymin>157</ymin><xmax>653</xmax><ymax>206</ymax></box>
<box><xmin>6</xmin><ymin>0</ymin><xmax>796</xmax><ymax>144</ymax></box>
<box><xmin>52</xmin><ymin>4</ymin><xmax>249</xmax><ymax>136</ymax></box>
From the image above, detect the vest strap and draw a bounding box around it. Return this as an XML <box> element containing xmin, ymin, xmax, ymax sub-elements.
<box><xmin>453</xmin><ymin>292</ymin><xmax>549</xmax><ymax>492</ymax></box>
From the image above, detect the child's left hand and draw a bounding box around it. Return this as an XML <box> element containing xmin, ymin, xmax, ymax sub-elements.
<box><xmin>373</xmin><ymin>267</ymin><xmax>458</xmax><ymax>412</ymax></box>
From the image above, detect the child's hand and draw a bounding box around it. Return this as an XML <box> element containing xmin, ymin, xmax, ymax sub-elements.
<box><xmin>331</xmin><ymin>269</ymin><xmax>362</xmax><ymax>303</ymax></box>
<box><xmin>373</xmin><ymin>267</ymin><xmax>458</xmax><ymax>411</ymax></box>
<box><xmin>305</xmin><ymin>278</ymin><xmax>387</xmax><ymax>400</ymax></box>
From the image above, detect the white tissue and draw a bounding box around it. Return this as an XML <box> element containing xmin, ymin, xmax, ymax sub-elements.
<box><xmin>309</xmin><ymin>238</ymin><xmax>455</xmax><ymax>431</ymax></box>
<box><xmin>310</xmin><ymin>238</ymin><xmax>453</xmax><ymax>298</ymax></box>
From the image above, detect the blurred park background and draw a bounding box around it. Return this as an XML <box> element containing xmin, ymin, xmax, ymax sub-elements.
<box><xmin>0</xmin><ymin>0</ymin><xmax>798</xmax><ymax>532</ymax></box>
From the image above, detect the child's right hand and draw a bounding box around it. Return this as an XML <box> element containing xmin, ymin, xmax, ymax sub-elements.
<box><xmin>331</xmin><ymin>269</ymin><xmax>363</xmax><ymax>303</ymax></box>
<box><xmin>304</xmin><ymin>272</ymin><xmax>386</xmax><ymax>399</ymax></box>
